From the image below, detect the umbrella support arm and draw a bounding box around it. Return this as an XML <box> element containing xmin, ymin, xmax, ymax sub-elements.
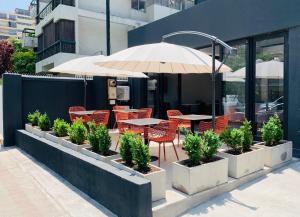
<box><xmin>162</xmin><ymin>31</ymin><xmax>237</xmax><ymax>132</ymax></box>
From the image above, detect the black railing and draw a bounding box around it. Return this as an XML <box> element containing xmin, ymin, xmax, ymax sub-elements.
<box><xmin>37</xmin><ymin>40</ymin><xmax>75</xmax><ymax>61</ymax></box>
<box><xmin>37</xmin><ymin>0</ymin><xmax>75</xmax><ymax>24</ymax></box>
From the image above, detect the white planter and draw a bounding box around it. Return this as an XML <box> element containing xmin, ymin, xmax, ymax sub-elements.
<box><xmin>80</xmin><ymin>147</ymin><xmax>120</xmax><ymax>163</ymax></box>
<box><xmin>31</xmin><ymin>126</ymin><xmax>46</xmax><ymax>138</ymax></box>
<box><xmin>172</xmin><ymin>157</ymin><xmax>228</xmax><ymax>195</ymax></box>
<box><xmin>25</xmin><ymin>123</ymin><xmax>34</xmax><ymax>133</ymax></box>
<box><xmin>256</xmin><ymin>141</ymin><xmax>293</xmax><ymax>168</ymax></box>
<box><xmin>111</xmin><ymin>159</ymin><xmax>166</xmax><ymax>202</ymax></box>
<box><xmin>61</xmin><ymin>138</ymin><xmax>90</xmax><ymax>152</ymax></box>
<box><xmin>218</xmin><ymin>146</ymin><xmax>264</xmax><ymax>179</ymax></box>
<box><xmin>44</xmin><ymin>132</ymin><xmax>68</xmax><ymax>145</ymax></box>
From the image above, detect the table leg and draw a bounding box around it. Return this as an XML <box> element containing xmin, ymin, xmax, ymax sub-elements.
<box><xmin>191</xmin><ymin>120</ymin><xmax>195</xmax><ymax>134</ymax></box>
<box><xmin>144</xmin><ymin>126</ymin><xmax>149</xmax><ymax>145</ymax></box>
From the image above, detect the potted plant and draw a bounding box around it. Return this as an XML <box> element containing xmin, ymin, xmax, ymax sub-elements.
<box><xmin>257</xmin><ymin>114</ymin><xmax>292</xmax><ymax>167</ymax></box>
<box><xmin>32</xmin><ymin>112</ymin><xmax>51</xmax><ymax>138</ymax></box>
<box><xmin>26</xmin><ymin>110</ymin><xmax>40</xmax><ymax>133</ymax></box>
<box><xmin>45</xmin><ymin>118</ymin><xmax>70</xmax><ymax>144</ymax></box>
<box><xmin>81</xmin><ymin>122</ymin><xmax>119</xmax><ymax>162</ymax></box>
<box><xmin>61</xmin><ymin>118</ymin><xmax>89</xmax><ymax>152</ymax></box>
<box><xmin>172</xmin><ymin>131</ymin><xmax>228</xmax><ymax>195</ymax></box>
<box><xmin>111</xmin><ymin>132</ymin><xmax>166</xmax><ymax>202</ymax></box>
<box><xmin>218</xmin><ymin>120</ymin><xmax>264</xmax><ymax>178</ymax></box>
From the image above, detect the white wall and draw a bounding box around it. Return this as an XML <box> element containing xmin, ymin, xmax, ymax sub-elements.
<box><xmin>146</xmin><ymin>4</ymin><xmax>179</xmax><ymax>21</ymax></box>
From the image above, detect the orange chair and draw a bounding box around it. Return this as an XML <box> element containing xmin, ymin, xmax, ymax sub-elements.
<box><xmin>148</xmin><ymin>120</ymin><xmax>179</xmax><ymax>167</ymax></box>
<box><xmin>139</xmin><ymin>108</ymin><xmax>152</xmax><ymax>118</ymax></box>
<box><xmin>90</xmin><ymin>110</ymin><xmax>110</xmax><ymax>126</ymax></box>
<box><xmin>113</xmin><ymin>105</ymin><xmax>129</xmax><ymax>128</ymax></box>
<box><xmin>199</xmin><ymin>115</ymin><xmax>229</xmax><ymax>135</ymax></box>
<box><xmin>69</xmin><ymin>106</ymin><xmax>90</xmax><ymax>123</ymax></box>
<box><xmin>167</xmin><ymin>110</ymin><xmax>191</xmax><ymax>146</ymax></box>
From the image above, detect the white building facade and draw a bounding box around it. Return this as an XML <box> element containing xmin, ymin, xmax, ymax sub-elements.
<box><xmin>32</xmin><ymin>0</ymin><xmax>195</xmax><ymax>73</ymax></box>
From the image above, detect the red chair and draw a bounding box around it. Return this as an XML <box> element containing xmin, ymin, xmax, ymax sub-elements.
<box><xmin>167</xmin><ymin>110</ymin><xmax>191</xmax><ymax>146</ymax></box>
<box><xmin>139</xmin><ymin>108</ymin><xmax>152</xmax><ymax>118</ymax></box>
<box><xmin>148</xmin><ymin>120</ymin><xmax>179</xmax><ymax>167</ymax></box>
<box><xmin>113</xmin><ymin>105</ymin><xmax>129</xmax><ymax>128</ymax></box>
<box><xmin>90</xmin><ymin>110</ymin><xmax>110</xmax><ymax>126</ymax></box>
<box><xmin>199</xmin><ymin>115</ymin><xmax>229</xmax><ymax>135</ymax></box>
<box><xmin>69</xmin><ymin>106</ymin><xmax>90</xmax><ymax>123</ymax></box>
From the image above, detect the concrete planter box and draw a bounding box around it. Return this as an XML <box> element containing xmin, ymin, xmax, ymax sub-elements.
<box><xmin>112</xmin><ymin>159</ymin><xmax>166</xmax><ymax>202</ymax></box>
<box><xmin>80</xmin><ymin>147</ymin><xmax>120</xmax><ymax>163</ymax></box>
<box><xmin>25</xmin><ymin>123</ymin><xmax>34</xmax><ymax>133</ymax></box>
<box><xmin>218</xmin><ymin>146</ymin><xmax>264</xmax><ymax>179</ymax></box>
<box><xmin>256</xmin><ymin>141</ymin><xmax>293</xmax><ymax>168</ymax></box>
<box><xmin>31</xmin><ymin>126</ymin><xmax>49</xmax><ymax>138</ymax></box>
<box><xmin>44</xmin><ymin>132</ymin><xmax>67</xmax><ymax>145</ymax></box>
<box><xmin>61</xmin><ymin>138</ymin><xmax>90</xmax><ymax>152</ymax></box>
<box><xmin>172</xmin><ymin>157</ymin><xmax>228</xmax><ymax>195</ymax></box>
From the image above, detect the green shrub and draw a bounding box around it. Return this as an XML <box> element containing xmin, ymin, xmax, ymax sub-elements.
<box><xmin>68</xmin><ymin>119</ymin><xmax>87</xmax><ymax>144</ymax></box>
<box><xmin>262</xmin><ymin>114</ymin><xmax>283</xmax><ymax>146</ymax></box>
<box><xmin>53</xmin><ymin>118</ymin><xmax>70</xmax><ymax>137</ymax></box>
<box><xmin>27</xmin><ymin>110</ymin><xmax>41</xmax><ymax>126</ymax></box>
<box><xmin>131</xmin><ymin>136</ymin><xmax>150</xmax><ymax>173</ymax></box>
<box><xmin>220</xmin><ymin>127</ymin><xmax>244</xmax><ymax>154</ymax></box>
<box><xmin>87</xmin><ymin>121</ymin><xmax>99</xmax><ymax>152</ymax></box>
<box><xmin>119</xmin><ymin>132</ymin><xmax>136</xmax><ymax>166</ymax></box>
<box><xmin>183</xmin><ymin>133</ymin><xmax>201</xmax><ymax>166</ymax></box>
<box><xmin>38</xmin><ymin>113</ymin><xmax>51</xmax><ymax>131</ymax></box>
<box><xmin>98</xmin><ymin>124</ymin><xmax>111</xmax><ymax>156</ymax></box>
<box><xmin>201</xmin><ymin>130</ymin><xmax>221</xmax><ymax>161</ymax></box>
<box><xmin>240</xmin><ymin>120</ymin><xmax>253</xmax><ymax>151</ymax></box>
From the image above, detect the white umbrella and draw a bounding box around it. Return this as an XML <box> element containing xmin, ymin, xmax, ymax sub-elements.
<box><xmin>49</xmin><ymin>55</ymin><xmax>148</xmax><ymax>78</ymax></box>
<box><xmin>95</xmin><ymin>42</ymin><xmax>231</xmax><ymax>73</ymax></box>
<box><xmin>230</xmin><ymin>60</ymin><xmax>283</xmax><ymax>79</ymax></box>
<box><xmin>49</xmin><ymin>55</ymin><xmax>148</xmax><ymax>107</ymax></box>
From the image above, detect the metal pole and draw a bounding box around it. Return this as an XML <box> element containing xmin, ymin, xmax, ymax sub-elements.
<box><xmin>106</xmin><ymin>0</ymin><xmax>111</xmax><ymax>56</ymax></box>
<box><xmin>212</xmin><ymin>41</ymin><xmax>216</xmax><ymax>131</ymax></box>
<box><xmin>84</xmin><ymin>75</ymin><xmax>87</xmax><ymax>108</ymax></box>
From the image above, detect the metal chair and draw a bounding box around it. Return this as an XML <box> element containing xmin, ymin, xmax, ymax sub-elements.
<box><xmin>199</xmin><ymin>115</ymin><xmax>229</xmax><ymax>135</ymax></box>
<box><xmin>139</xmin><ymin>108</ymin><xmax>152</xmax><ymax>118</ymax></box>
<box><xmin>167</xmin><ymin>110</ymin><xmax>191</xmax><ymax>146</ymax></box>
<box><xmin>90</xmin><ymin>110</ymin><xmax>110</xmax><ymax>126</ymax></box>
<box><xmin>69</xmin><ymin>106</ymin><xmax>90</xmax><ymax>123</ymax></box>
<box><xmin>113</xmin><ymin>105</ymin><xmax>129</xmax><ymax>128</ymax></box>
<box><xmin>148</xmin><ymin>120</ymin><xmax>179</xmax><ymax>167</ymax></box>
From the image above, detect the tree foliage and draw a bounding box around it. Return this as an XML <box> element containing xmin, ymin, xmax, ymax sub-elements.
<box><xmin>0</xmin><ymin>40</ymin><xmax>14</xmax><ymax>76</ymax></box>
<box><xmin>12</xmin><ymin>50</ymin><xmax>36</xmax><ymax>74</ymax></box>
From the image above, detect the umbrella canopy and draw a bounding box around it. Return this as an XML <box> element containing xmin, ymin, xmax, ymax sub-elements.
<box><xmin>49</xmin><ymin>55</ymin><xmax>148</xmax><ymax>78</ymax></box>
<box><xmin>230</xmin><ymin>60</ymin><xmax>283</xmax><ymax>79</ymax></box>
<box><xmin>95</xmin><ymin>42</ymin><xmax>231</xmax><ymax>74</ymax></box>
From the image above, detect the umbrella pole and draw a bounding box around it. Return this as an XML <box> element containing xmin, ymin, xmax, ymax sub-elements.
<box><xmin>212</xmin><ymin>41</ymin><xmax>216</xmax><ymax>131</ymax></box>
<box><xmin>84</xmin><ymin>75</ymin><xmax>87</xmax><ymax>108</ymax></box>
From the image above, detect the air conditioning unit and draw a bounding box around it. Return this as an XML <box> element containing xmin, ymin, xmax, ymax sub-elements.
<box><xmin>117</xmin><ymin>86</ymin><xmax>130</xmax><ymax>101</ymax></box>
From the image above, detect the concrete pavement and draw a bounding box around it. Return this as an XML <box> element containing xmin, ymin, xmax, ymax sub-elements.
<box><xmin>0</xmin><ymin>146</ymin><xmax>116</xmax><ymax>217</ymax></box>
<box><xmin>182</xmin><ymin>159</ymin><xmax>300</xmax><ymax>217</ymax></box>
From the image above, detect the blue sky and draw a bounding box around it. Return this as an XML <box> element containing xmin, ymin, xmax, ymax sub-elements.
<box><xmin>0</xmin><ymin>0</ymin><xmax>32</xmax><ymax>12</ymax></box>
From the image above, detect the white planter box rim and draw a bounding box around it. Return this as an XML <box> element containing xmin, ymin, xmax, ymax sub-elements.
<box><xmin>174</xmin><ymin>156</ymin><xmax>226</xmax><ymax>170</ymax></box>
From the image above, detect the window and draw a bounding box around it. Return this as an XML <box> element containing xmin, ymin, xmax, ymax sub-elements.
<box><xmin>255</xmin><ymin>37</ymin><xmax>284</xmax><ymax>133</ymax></box>
<box><xmin>222</xmin><ymin>42</ymin><xmax>246</xmax><ymax>127</ymax></box>
<box><xmin>132</xmin><ymin>0</ymin><xmax>146</xmax><ymax>12</ymax></box>
<box><xmin>0</xmin><ymin>13</ymin><xmax>7</xmax><ymax>19</ymax></box>
<box><xmin>9</xmin><ymin>15</ymin><xmax>16</xmax><ymax>20</ymax></box>
<box><xmin>9</xmin><ymin>21</ymin><xmax>17</xmax><ymax>28</ymax></box>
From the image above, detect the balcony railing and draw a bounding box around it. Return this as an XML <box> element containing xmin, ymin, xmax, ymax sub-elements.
<box><xmin>37</xmin><ymin>0</ymin><xmax>75</xmax><ymax>24</ymax></box>
<box><xmin>146</xmin><ymin>0</ymin><xmax>195</xmax><ymax>10</ymax></box>
<box><xmin>37</xmin><ymin>40</ymin><xmax>75</xmax><ymax>61</ymax></box>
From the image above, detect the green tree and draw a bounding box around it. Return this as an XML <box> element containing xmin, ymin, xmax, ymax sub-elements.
<box><xmin>12</xmin><ymin>50</ymin><xmax>36</xmax><ymax>74</ymax></box>
<box><xmin>0</xmin><ymin>40</ymin><xmax>14</xmax><ymax>76</ymax></box>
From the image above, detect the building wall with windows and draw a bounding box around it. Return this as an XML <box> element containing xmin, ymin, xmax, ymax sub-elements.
<box><xmin>33</xmin><ymin>0</ymin><xmax>195</xmax><ymax>73</ymax></box>
<box><xmin>0</xmin><ymin>8</ymin><xmax>35</xmax><ymax>40</ymax></box>
<box><xmin>128</xmin><ymin>0</ymin><xmax>300</xmax><ymax>156</ymax></box>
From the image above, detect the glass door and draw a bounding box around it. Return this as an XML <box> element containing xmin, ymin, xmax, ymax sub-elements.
<box><xmin>255</xmin><ymin>36</ymin><xmax>285</xmax><ymax>134</ymax></box>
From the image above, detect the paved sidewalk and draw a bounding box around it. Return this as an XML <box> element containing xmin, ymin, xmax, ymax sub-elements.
<box><xmin>0</xmin><ymin>146</ymin><xmax>115</xmax><ymax>217</ymax></box>
<box><xmin>182</xmin><ymin>160</ymin><xmax>300</xmax><ymax>217</ymax></box>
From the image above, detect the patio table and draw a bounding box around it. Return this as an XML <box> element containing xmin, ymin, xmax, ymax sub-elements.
<box><xmin>119</xmin><ymin>118</ymin><xmax>163</xmax><ymax>145</ymax></box>
<box><xmin>69</xmin><ymin>110</ymin><xmax>97</xmax><ymax>115</ymax></box>
<box><xmin>170</xmin><ymin>114</ymin><xmax>212</xmax><ymax>133</ymax></box>
<box><xmin>112</xmin><ymin>109</ymin><xmax>141</xmax><ymax>113</ymax></box>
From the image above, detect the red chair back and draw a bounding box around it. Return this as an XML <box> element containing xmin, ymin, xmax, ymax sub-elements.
<box><xmin>69</xmin><ymin>106</ymin><xmax>86</xmax><ymax>122</ymax></box>
<box><xmin>90</xmin><ymin>110</ymin><xmax>110</xmax><ymax>126</ymax></box>
<box><xmin>216</xmin><ymin>115</ymin><xmax>229</xmax><ymax>134</ymax></box>
<box><xmin>113</xmin><ymin>105</ymin><xmax>129</xmax><ymax>111</ymax></box>
<box><xmin>150</xmin><ymin>120</ymin><xmax>178</xmax><ymax>142</ymax></box>
<box><xmin>139</xmin><ymin>108</ymin><xmax>152</xmax><ymax>118</ymax></box>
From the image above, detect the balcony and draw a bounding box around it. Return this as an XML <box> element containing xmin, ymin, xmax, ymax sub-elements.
<box><xmin>37</xmin><ymin>40</ymin><xmax>75</xmax><ymax>61</ymax></box>
<box><xmin>36</xmin><ymin>0</ymin><xmax>75</xmax><ymax>24</ymax></box>
<box><xmin>146</xmin><ymin>0</ymin><xmax>195</xmax><ymax>10</ymax></box>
